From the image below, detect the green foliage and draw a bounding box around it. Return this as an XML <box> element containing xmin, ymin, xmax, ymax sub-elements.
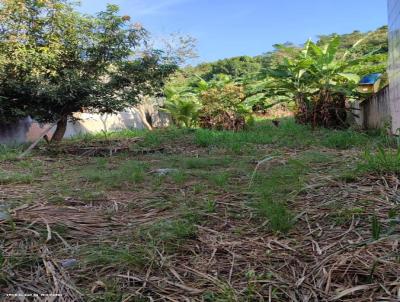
<box><xmin>164</xmin><ymin>74</ymin><xmax>251</xmax><ymax>130</ymax></box>
<box><xmin>198</xmin><ymin>81</ymin><xmax>249</xmax><ymax>130</ymax></box>
<box><xmin>199</xmin><ymin>78</ymin><xmax>247</xmax><ymax>115</ymax></box>
<box><xmin>265</xmin><ymin>36</ymin><xmax>364</xmax><ymax>127</ymax></box>
<box><xmin>200</xmin><ymin>56</ymin><xmax>262</xmax><ymax>81</ymax></box>
<box><xmin>319</xmin><ymin>26</ymin><xmax>388</xmax><ymax>86</ymax></box>
<box><xmin>0</xmin><ymin>0</ymin><xmax>177</xmax><ymax>140</ymax></box>
<box><xmin>167</xmin><ymin>26</ymin><xmax>387</xmax><ymax>125</ymax></box>
<box><xmin>163</xmin><ymin>86</ymin><xmax>201</xmax><ymax>127</ymax></box>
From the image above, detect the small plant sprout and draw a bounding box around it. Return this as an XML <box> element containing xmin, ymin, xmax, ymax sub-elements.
<box><xmin>371</xmin><ymin>214</ymin><xmax>381</xmax><ymax>241</ymax></box>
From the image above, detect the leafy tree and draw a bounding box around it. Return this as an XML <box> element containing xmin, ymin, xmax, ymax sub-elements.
<box><xmin>0</xmin><ymin>0</ymin><xmax>178</xmax><ymax>141</ymax></box>
<box><xmin>202</xmin><ymin>56</ymin><xmax>262</xmax><ymax>81</ymax></box>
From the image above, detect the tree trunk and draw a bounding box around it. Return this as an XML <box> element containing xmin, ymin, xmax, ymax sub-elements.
<box><xmin>51</xmin><ymin>115</ymin><xmax>68</xmax><ymax>143</ymax></box>
<box><xmin>138</xmin><ymin>107</ymin><xmax>153</xmax><ymax>130</ymax></box>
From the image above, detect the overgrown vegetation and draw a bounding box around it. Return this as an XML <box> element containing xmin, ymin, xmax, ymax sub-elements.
<box><xmin>164</xmin><ymin>26</ymin><xmax>387</xmax><ymax>130</ymax></box>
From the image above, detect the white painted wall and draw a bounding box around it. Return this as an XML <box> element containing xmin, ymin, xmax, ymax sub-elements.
<box><xmin>0</xmin><ymin>98</ymin><xmax>170</xmax><ymax>144</ymax></box>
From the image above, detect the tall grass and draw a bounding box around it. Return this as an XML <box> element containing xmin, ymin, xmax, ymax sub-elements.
<box><xmin>321</xmin><ymin>130</ymin><xmax>369</xmax><ymax>149</ymax></box>
<box><xmin>0</xmin><ymin>144</ymin><xmax>24</xmax><ymax>161</ymax></box>
<box><xmin>194</xmin><ymin>118</ymin><xmax>386</xmax><ymax>152</ymax></box>
<box><xmin>194</xmin><ymin>119</ymin><xmax>313</xmax><ymax>150</ymax></box>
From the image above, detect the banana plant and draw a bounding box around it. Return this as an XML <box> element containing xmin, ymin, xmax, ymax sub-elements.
<box><xmin>264</xmin><ymin>36</ymin><xmax>364</xmax><ymax>127</ymax></box>
<box><xmin>162</xmin><ymin>86</ymin><xmax>201</xmax><ymax>128</ymax></box>
<box><xmin>307</xmin><ymin>36</ymin><xmax>360</xmax><ymax>94</ymax></box>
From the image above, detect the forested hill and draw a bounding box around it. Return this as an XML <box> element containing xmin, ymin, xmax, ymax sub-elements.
<box><xmin>185</xmin><ymin>26</ymin><xmax>388</xmax><ymax>82</ymax></box>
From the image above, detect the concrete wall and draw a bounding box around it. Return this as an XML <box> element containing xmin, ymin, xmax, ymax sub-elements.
<box><xmin>0</xmin><ymin>98</ymin><xmax>170</xmax><ymax>145</ymax></box>
<box><xmin>358</xmin><ymin>86</ymin><xmax>392</xmax><ymax>130</ymax></box>
<box><xmin>388</xmin><ymin>0</ymin><xmax>400</xmax><ymax>133</ymax></box>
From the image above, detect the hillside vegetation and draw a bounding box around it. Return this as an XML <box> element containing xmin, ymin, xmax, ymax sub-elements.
<box><xmin>164</xmin><ymin>26</ymin><xmax>388</xmax><ymax>129</ymax></box>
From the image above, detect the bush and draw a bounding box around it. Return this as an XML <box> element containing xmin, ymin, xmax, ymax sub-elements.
<box><xmin>199</xmin><ymin>83</ymin><xmax>249</xmax><ymax>131</ymax></box>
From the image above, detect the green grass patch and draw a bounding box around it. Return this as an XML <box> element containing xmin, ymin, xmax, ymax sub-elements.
<box><xmin>331</xmin><ymin>207</ymin><xmax>365</xmax><ymax>225</ymax></box>
<box><xmin>146</xmin><ymin>219</ymin><xmax>197</xmax><ymax>242</ymax></box>
<box><xmin>194</xmin><ymin>118</ymin><xmax>385</xmax><ymax>152</ymax></box>
<box><xmin>141</xmin><ymin>214</ymin><xmax>199</xmax><ymax>251</ymax></box>
<box><xmin>0</xmin><ymin>144</ymin><xmax>24</xmax><ymax>161</ymax></box>
<box><xmin>357</xmin><ymin>147</ymin><xmax>400</xmax><ymax>174</ymax></box>
<box><xmin>170</xmin><ymin>170</ymin><xmax>188</xmax><ymax>184</ymax></box>
<box><xmin>183</xmin><ymin>157</ymin><xmax>230</xmax><ymax>169</ymax></box>
<box><xmin>81</xmin><ymin>245</ymin><xmax>147</xmax><ymax>269</ymax></box>
<box><xmin>79</xmin><ymin>190</ymin><xmax>107</xmax><ymax>201</ymax></box>
<box><xmin>7</xmin><ymin>252</ymin><xmax>41</xmax><ymax>271</ymax></box>
<box><xmin>81</xmin><ymin>159</ymin><xmax>147</xmax><ymax>188</ymax></box>
<box><xmin>251</xmin><ymin>158</ymin><xmax>309</xmax><ymax>233</ymax></box>
<box><xmin>321</xmin><ymin>130</ymin><xmax>369</xmax><ymax>149</ymax></box>
<box><xmin>0</xmin><ymin>171</ymin><xmax>34</xmax><ymax>184</ymax></box>
<box><xmin>202</xmin><ymin>199</ymin><xmax>217</xmax><ymax>213</ymax></box>
<box><xmin>136</xmin><ymin>128</ymin><xmax>191</xmax><ymax>149</ymax></box>
<box><xmin>207</xmin><ymin>171</ymin><xmax>231</xmax><ymax>187</ymax></box>
<box><xmin>0</xmin><ymin>159</ymin><xmax>43</xmax><ymax>185</ymax></box>
<box><xmin>300</xmin><ymin>151</ymin><xmax>335</xmax><ymax>163</ymax></box>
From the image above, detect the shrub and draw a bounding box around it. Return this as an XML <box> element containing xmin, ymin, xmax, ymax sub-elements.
<box><xmin>199</xmin><ymin>83</ymin><xmax>249</xmax><ymax>131</ymax></box>
<box><xmin>162</xmin><ymin>87</ymin><xmax>201</xmax><ymax>128</ymax></box>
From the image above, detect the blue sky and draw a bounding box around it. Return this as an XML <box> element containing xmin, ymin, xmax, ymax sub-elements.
<box><xmin>79</xmin><ymin>0</ymin><xmax>388</xmax><ymax>64</ymax></box>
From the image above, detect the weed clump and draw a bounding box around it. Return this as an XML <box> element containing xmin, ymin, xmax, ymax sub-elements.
<box><xmin>358</xmin><ymin>147</ymin><xmax>400</xmax><ymax>174</ymax></box>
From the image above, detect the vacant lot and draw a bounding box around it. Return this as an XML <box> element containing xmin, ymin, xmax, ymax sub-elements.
<box><xmin>1</xmin><ymin>119</ymin><xmax>399</xmax><ymax>301</ymax></box>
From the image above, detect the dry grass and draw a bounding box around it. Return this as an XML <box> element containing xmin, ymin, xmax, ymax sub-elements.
<box><xmin>1</xmin><ymin>121</ymin><xmax>399</xmax><ymax>301</ymax></box>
